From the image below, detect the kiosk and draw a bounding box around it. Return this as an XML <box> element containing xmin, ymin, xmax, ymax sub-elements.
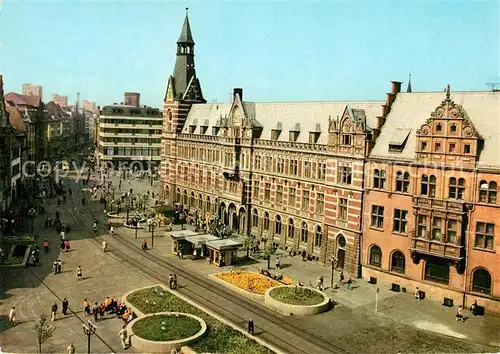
<box><xmin>170</xmin><ymin>230</ymin><xmax>200</xmax><ymax>256</ymax></box>
<box><xmin>185</xmin><ymin>234</ymin><xmax>219</xmax><ymax>259</ymax></box>
<box><xmin>206</xmin><ymin>239</ymin><xmax>243</xmax><ymax>267</ymax></box>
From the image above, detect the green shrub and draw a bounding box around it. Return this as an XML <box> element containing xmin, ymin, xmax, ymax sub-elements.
<box><xmin>269</xmin><ymin>287</ymin><xmax>325</xmax><ymax>306</ymax></box>
<box><xmin>132</xmin><ymin>314</ymin><xmax>200</xmax><ymax>341</ymax></box>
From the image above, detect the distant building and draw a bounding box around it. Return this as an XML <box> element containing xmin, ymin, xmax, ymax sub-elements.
<box><xmin>83</xmin><ymin>100</ymin><xmax>97</xmax><ymax>114</ymax></box>
<box><xmin>22</xmin><ymin>83</ymin><xmax>43</xmax><ymax>100</ymax></box>
<box><xmin>124</xmin><ymin>93</ymin><xmax>140</xmax><ymax>107</ymax></box>
<box><xmin>97</xmin><ymin>99</ymin><xmax>161</xmax><ymax>169</ymax></box>
<box><xmin>52</xmin><ymin>94</ymin><xmax>68</xmax><ymax>107</ymax></box>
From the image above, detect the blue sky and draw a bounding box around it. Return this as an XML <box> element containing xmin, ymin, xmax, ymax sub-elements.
<box><xmin>1</xmin><ymin>1</ymin><xmax>498</xmax><ymax>107</ymax></box>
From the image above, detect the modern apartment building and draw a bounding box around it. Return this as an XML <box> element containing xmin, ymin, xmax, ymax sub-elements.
<box><xmin>97</xmin><ymin>95</ymin><xmax>162</xmax><ymax>169</ymax></box>
<box><xmin>22</xmin><ymin>83</ymin><xmax>43</xmax><ymax>100</ymax></box>
<box><xmin>52</xmin><ymin>94</ymin><xmax>68</xmax><ymax>107</ymax></box>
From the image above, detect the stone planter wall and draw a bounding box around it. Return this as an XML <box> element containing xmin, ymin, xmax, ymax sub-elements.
<box><xmin>264</xmin><ymin>286</ymin><xmax>331</xmax><ymax>316</ymax></box>
<box><xmin>127</xmin><ymin>312</ymin><xmax>206</xmax><ymax>353</ymax></box>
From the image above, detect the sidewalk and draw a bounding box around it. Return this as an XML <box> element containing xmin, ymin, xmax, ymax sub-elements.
<box><xmin>110</xmin><ymin>218</ymin><xmax>500</xmax><ymax>349</ymax></box>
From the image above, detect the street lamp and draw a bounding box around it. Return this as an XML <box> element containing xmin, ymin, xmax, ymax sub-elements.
<box><xmin>151</xmin><ymin>219</ymin><xmax>157</xmax><ymax>247</ymax></box>
<box><xmin>330</xmin><ymin>257</ymin><xmax>337</xmax><ymax>289</ymax></box>
<box><xmin>28</xmin><ymin>208</ymin><xmax>37</xmax><ymax>234</ymax></box>
<box><xmin>82</xmin><ymin>320</ymin><xmax>97</xmax><ymax>354</ymax></box>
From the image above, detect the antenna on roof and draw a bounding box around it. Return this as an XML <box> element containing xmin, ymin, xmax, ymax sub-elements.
<box><xmin>485</xmin><ymin>82</ymin><xmax>500</xmax><ymax>91</ymax></box>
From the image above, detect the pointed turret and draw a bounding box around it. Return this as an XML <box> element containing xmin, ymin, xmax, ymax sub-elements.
<box><xmin>406</xmin><ymin>74</ymin><xmax>412</xmax><ymax>93</ymax></box>
<box><xmin>168</xmin><ymin>8</ymin><xmax>206</xmax><ymax>103</ymax></box>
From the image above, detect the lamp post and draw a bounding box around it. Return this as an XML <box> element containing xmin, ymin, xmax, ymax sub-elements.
<box><xmin>330</xmin><ymin>257</ymin><xmax>336</xmax><ymax>289</ymax></box>
<box><xmin>28</xmin><ymin>208</ymin><xmax>37</xmax><ymax>234</ymax></box>
<box><xmin>82</xmin><ymin>320</ymin><xmax>97</xmax><ymax>354</ymax></box>
<box><xmin>151</xmin><ymin>219</ymin><xmax>156</xmax><ymax>247</ymax></box>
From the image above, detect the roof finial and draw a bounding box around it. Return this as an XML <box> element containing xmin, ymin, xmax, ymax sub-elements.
<box><xmin>406</xmin><ymin>74</ymin><xmax>412</xmax><ymax>93</ymax></box>
<box><xmin>446</xmin><ymin>84</ymin><xmax>451</xmax><ymax>100</ymax></box>
<box><xmin>186</xmin><ymin>7</ymin><xmax>189</xmax><ymax>15</ymax></box>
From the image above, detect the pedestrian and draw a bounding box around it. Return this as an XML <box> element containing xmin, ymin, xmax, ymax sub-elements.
<box><xmin>109</xmin><ymin>225</ymin><xmax>114</xmax><ymax>235</ymax></box>
<box><xmin>62</xmin><ymin>298</ymin><xmax>69</xmax><ymax>315</ymax></box>
<box><xmin>168</xmin><ymin>274</ymin><xmax>174</xmax><ymax>289</ymax></box>
<box><xmin>339</xmin><ymin>271</ymin><xmax>345</xmax><ymax>284</ymax></box>
<box><xmin>53</xmin><ymin>261</ymin><xmax>59</xmax><ymax>275</ymax></box>
<box><xmin>275</xmin><ymin>256</ymin><xmax>281</xmax><ymax>269</ymax></box>
<box><xmin>51</xmin><ymin>302</ymin><xmax>58</xmax><ymax>322</ymax></box>
<box><xmin>173</xmin><ymin>274</ymin><xmax>177</xmax><ymax>289</ymax></box>
<box><xmin>66</xmin><ymin>342</ymin><xmax>75</xmax><ymax>354</ymax></box>
<box><xmin>76</xmin><ymin>265</ymin><xmax>83</xmax><ymax>280</ymax></box>
<box><xmin>8</xmin><ymin>306</ymin><xmax>16</xmax><ymax>325</ymax></box>
<box><xmin>92</xmin><ymin>302</ymin><xmax>99</xmax><ymax>322</ymax></box>
<box><xmin>119</xmin><ymin>324</ymin><xmax>128</xmax><ymax>349</ymax></box>
<box><xmin>83</xmin><ymin>299</ymin><xmax>90</xmax><ymax>315</ymax></box>
<box><xmin>317</xmin><ymin>276</ymin><xmax>324</xmax><ymax>291</ymax></box>
<box><xmin>248</xmin><ymin>318</ymin><xmax>254</xmax><ymax>335</ymax></box>
<box><xmin>43</xmin><ymin>239</ymin><xmax>50</xmax><ymax>252</ymax></box>
<box><xmin>470</xmin><ymin>300</ymin><xmax>478</xmax><ymax>316</ymax></box>
<box><xmin>456</xmin><ymin>305</ymin><xmax>465</xmax><ymax>322</ymax></box>
<box><xmin>415</xmin><ymin>287</ymin><xmax>421</xmax><ymax>300</ymax></box>
<box><xmin>57</xmin><ymin>260</ymin><xmax>62</xmax><ymax>274</ymax></box>
<box><xmin>346</xmin><ymin>277</ymin><xmax>353</xmax><ymax>290</ymax></box>
<box><xmin>102</xmin><ymin>240</ymin><xmax>107</xmax><ymax>253</ymax></box>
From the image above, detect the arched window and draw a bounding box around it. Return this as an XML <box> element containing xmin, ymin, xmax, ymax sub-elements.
<box><xmin>472</xmin><ymin>268</ymin><xmax>492</xmax><ymax>294</ymax></box>
<box><xmin>301</xmin><ymin>222</ymin><xmax>308</xmax><ymax>243</ymax></box>
<box><xmin>176</xmin><ymin>188</ymin><xmax>181</xmax><ymax>202</ymax></box>
<box><xmin>206</xmin><ymin>196</ymin><xmax>211</xmax><ymax>211</ymax></box>
<box><xmin>396</xmin><ymin>171</ymin><xmax>410</xmax><ymax>193</ymax></box>
<box><xmin>288</xmin><ymin>219</ymin><xmax>295</xmax><ymax>239</ymax></box>
<box><xmin>198</xmin><ymin>194</ymin><xmax>203</xmax><ymax>209</ymax></box>
<box><xmin>252</xmin><ymin>209</ymin><xmax>259</xmax><ymax>228</ymax></box>
<box><xmin>314</xmin><ymin>226</ymin><xmax>323</xmax><ymax>248</ymax></box>
<box><xmin>391</xmin><ymin>251</ymin><xmax>405</xmax><ymax>273</ymax></box>
<box><xmin>275</xmin><ymin>215</ymin><xmax>282</xmax><ymax>235</ymax></box>
<box><xmin>421</xmin><ymin>174</ymin><xmax>436</xmax><ymax>197</ymax></box>
<box><xmin>183</xmin><ymin>190</ymin><xmax>188</xmax><ymax>205</ymax></box>
<box><xmin>263</xmin><ymin>212</ymin><xmax>269</xmax><ymax>231</ymax></box>
<box><xmin>369</xmin><ymin>245</ymin><xmax>382</xmax><ymax>267</ymax></box>
<box><xmin>373</xmin><ymin>169</ymin><xmax>386</xmax><ymax>189</ymax></box>
<box><xmin>190</xmin><ymin>192</ymin><xmax>195</xmax><ymax>207</ymax></box>
<box><xmin>164</xmin><ymin>186</ymin><xmax>170</xmax><ymax>200</ymax></box>
<box><xmin>480</xmin><ymin>181</ymin><xmax>497</xmax><ymax>204</ymax></box>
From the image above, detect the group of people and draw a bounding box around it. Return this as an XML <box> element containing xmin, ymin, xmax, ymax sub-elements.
<box><xmin>52</xmin><ymin>260</ymin><xmax>63</xmax><ymax>274</ymax></box>
<box><xmin>168</xmin><ymin>274</ymin><xmax>178</xmax><ymax>289</ymax></box>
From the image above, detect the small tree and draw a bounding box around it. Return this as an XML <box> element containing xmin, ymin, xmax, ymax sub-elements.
<box><xmin>243</xmin><ymin>235</ymin><xmax>253</xmax><ymax>258</ymax></box>
<box><xmin>262</xmin><ymin>244</ymin><xmax>276</xmax><ymax>270</ymax></box>
<box><xmin>34</xmin><ymin>314</ymin><xmax>55</xmax><ymax>353</ymax></box>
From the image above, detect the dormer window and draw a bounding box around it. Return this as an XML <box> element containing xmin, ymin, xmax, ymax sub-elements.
<box><xmin>271</xmin><ymin>129</ymin><xmax>281</xmax><ymax>140</ymax></box>
<box><xmin>188</xmin><ymin>125</ymin><xmax>196</xmax><ymax>134</ymax></box>
<box><xmin>388</xmin><ymin>129</ymin><xmax>411</xmax><ymax>153</ymax></box>
<box><xmin>200</xmin><ymin>126</ymin><xmax>208</xmax><ymax>135</ymax></box>
<box><xmin>212</xmin><ymin>126</ymin><xmax>220</xmax><ymax>136</ymax></box>
<box><xmin>309</xmin><ymin>132</ymin><xmax>320</xmax><ymax>144</ymax></box>
<box><xmin>341</xmin><ymin>134</ymin><xmax>352</xmax><ymax>146</ymax></box>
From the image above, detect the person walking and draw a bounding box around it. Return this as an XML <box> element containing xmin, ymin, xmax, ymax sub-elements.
<box><xmin>62</xmin><ymin>298</ymin><xmax>69</xmax><ymax>315</ymax></box>
<box><xmin>248</xmin><ymin>318</ymin><xmax>254</xmax><ymax>335</ymax></box>
<box><xmin>456</xmin><ymin>305</ymin><xmax>465</xmax><ymax>322</ymax></box>
<box><xmin>8</xmin><ymin>306</ymin><xmax>16</xmax><ymax>325</ymax></box>
<box><xmin>119</xmin><ymin>324</ymin><xmax>128</xmax><ymax>349</ymax></box>
<box><xmin>51</xmin><ymin>302</ymin><xmax>58</xmax><ymax>322</ymax></box>
<box><xmin>275</xmin><ymin>256</ymin><xmax>281</xmax><ymax>270</ymax></box>
<box><xmin>168</xmin><ymin>274</ymin><xmax>174</xmax><ymax>289</ymax></box>
<box><xmin>76</xmin><ymin>265</ymin><xmax>83</xmax><ymax>280</ymax></box>
<box><xmin>92</xmin><ymin>302</ymin><xmax>99</xmax><ymax>322</ymax></box>
<box><xmin>66</xmin><ymin>342</ymin><xmax>75</xmax><ymax>354</ymax></box>
<box><xmin>102</xmin><ymin>240</ymin><xmax>108</xmax><ymax>253</ymax></box>
<box><xmin>109</xmin><ymin>225</ymin><xmax>114</xmax><ymax>235</ymax></box>
<box><xmin>83</xmin><ymin>298</ymin><xmax>90</xmax><ymax>315</ymax></box>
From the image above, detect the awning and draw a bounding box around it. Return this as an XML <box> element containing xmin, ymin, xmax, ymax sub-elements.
<box><xmin>185</xmin><ymin>234</ymin><xmax>219</xmax><ymax>247</ymax></box>
<box><xmin>207</xmin><ymin>239</ymin><xmax>243</xmax><ymax>251</ymax></box>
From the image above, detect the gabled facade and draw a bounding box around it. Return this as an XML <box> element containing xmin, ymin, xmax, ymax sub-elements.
<box><xmin>363</xmin><ymin>87</ymin><xmax>500</xmax><ymax>312</ymax></box>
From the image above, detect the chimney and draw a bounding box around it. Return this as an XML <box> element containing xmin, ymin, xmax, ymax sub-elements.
<box><xmin>391</xmin><ymin>81</ymin><xmax>402</xmax><ymax>94</ymax></box>
<box><xmin>381</xmin><ymin>104</ymin><xmax>389</xmax><ymax>116</ymax></box>
<box><xmin>233</xmin><ymin>88</ymin><xmax>243</xmax><ymax>101</ymax></box>
<box><xmin>376</xmin><ymin>115</ymin><xmax>386</xmax><ymax>128</ymax></box>
<box><xmin>386</xmin><ymin>93</ymin><xmax>396</xmax><ymax>106</ymax></box>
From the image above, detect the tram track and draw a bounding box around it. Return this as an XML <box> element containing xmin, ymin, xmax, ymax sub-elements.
<box><xmin>67</xmin><ymin>182</ymin><xmax>347</xmax><ymax>354</ymax></box>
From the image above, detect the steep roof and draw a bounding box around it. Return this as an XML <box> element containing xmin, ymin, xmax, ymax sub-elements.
<box><xmin>369</xmin><ymin>91</ymin><xmax>500</xmax><ymax>168</ymax></box>
<box><xmin>5</xmin><ymin>105</ymin><xmax>26</xmax><ymax>135</ymax></box>
<box><xmin>181</xmin><ymin>100</ymin><xmax>383</xmax><ymax>144</ymax></box>
<box><xmin>5</xmin><ymin>92</ymin><xmax>42</xmax><ymax>108</ymax></box>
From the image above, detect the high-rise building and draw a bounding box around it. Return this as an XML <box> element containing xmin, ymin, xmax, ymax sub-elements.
<box><xmin>22</xmin><ymin>83</ymin><xmax>43</xmax><ymax>100</ymax></box>
<box><xmin>83</xmin><ymin>100</ymin><xmax>97</xmax><ymax>113</ymax></box>
<box><xmin>52</xmin><ymin>94</ymin><xmax>68</xmax><ymax>107</ymax></box>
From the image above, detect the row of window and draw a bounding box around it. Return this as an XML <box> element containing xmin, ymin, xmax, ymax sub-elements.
<box><xmin>368</xmin><ymin>246</ymin><xmax>492</xmax><ymax>294</ymax></box>
<box><xmin>420</xmin><ymin>140</ymin><xmax>472</xmax><ymax>154</ymax></box>
<box><xmin>370</xmin><ymin>205</ymin><xmax>495</xmax><ymax>250</ymax></box>
<box><xmin>101</xmin><ymin>118</ymin><xmax>162</xmax><ymax>125</ymax></box>
<box><xmin>373</xmin><ymin>170</ymin><xmax>498</xmax><ymax>204</ymax></box>
<box><xmin>252</xmin><ymin>209</ymin><xmax>324</xmax><ymax>247</ymax></box>
<box><xmin>102</xmin><ymin>147</ymin><xmax>160</xmax><ymax>156</ymax></box>
<box><xmin>101</xmin><ymin>138</ymin><xmax>161</xmax><ymax>144</ymax></box>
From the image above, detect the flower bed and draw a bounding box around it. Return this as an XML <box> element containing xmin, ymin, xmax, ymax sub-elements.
<box><xmin>127</xmin><ymin>286</ymin><xmax>275</xmax><ymax>354</ymax></box>
<box><xmin>269</xmin><ymin>286</ymin><xmax>324</xmax><ymax>306</ymax></box>
<box><xmin>132</xmin><ymin>314</ymin><xmax>201</xmax><ymax>341</ymax></box>
<box><xmin>215</xmin><ymin>270</ymin><xmax>281</xmax><ymax>295</ymax></box>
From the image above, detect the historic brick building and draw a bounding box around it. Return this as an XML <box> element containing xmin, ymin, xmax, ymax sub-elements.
<box><xmin>363</xmin><ymin>86</ymin><xmax>500</xmax><ymax>312</ymax></box>
<box><xmin>159</xmin><ymin>11</ymin><xmax>412</xmax><ymax>276</ymax></box>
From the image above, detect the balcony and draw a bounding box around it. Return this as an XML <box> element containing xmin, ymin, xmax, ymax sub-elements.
<box><xmin>409</xmin><ymin>229</ymin><xmax>465</xmax><ymax>273</ymax></box>
<box><xmin>412</xmin><ymin>196</ymin><xmax>466</xmax><ymax>214</ymax></box>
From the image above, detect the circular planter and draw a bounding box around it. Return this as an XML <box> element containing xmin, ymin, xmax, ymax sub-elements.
<box><xmin>265</xmin><ymin>286</ymin><xmax>331</xmax><ymax>316</ymax></box>
<box><xmin>123</xmin><ymin>222</ymin><xmax>144</xmax><ymax>229</ymax></box>
<box><xmin>127</xmin><ymin>312</ymin><xmax>206</xmax><ymax>353</ymax></box>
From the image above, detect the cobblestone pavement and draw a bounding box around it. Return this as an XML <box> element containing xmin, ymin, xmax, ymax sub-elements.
<box><xmin>1</xmin><ymin>174</ymin><xmax>499</xmax><ymax>353</ymax></box>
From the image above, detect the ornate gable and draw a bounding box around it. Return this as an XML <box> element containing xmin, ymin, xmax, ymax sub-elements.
<box><xmin>164</xmin><ymin>76</ymin><xmax>176</xmax><ymax>102</ymax></box>
<box><xmin>416</xmin><ymin>85</ymin><xmax>481</xmax><ymax>166</ymax></box>
<box><xmin>328</xmin><ymin>105</ymin><xmax>368</xmax><ymax>157</ymax></box>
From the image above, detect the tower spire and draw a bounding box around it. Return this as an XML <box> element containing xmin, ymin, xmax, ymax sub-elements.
<box><xmin>406</xmin><ymin>74</ymin><xmax>412</xmax><ymax>93</ymax></box>
<box><xmin>178</xmin><ymin>7</ymin><xmax>194</xmax><ymax>45</ymax></box>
